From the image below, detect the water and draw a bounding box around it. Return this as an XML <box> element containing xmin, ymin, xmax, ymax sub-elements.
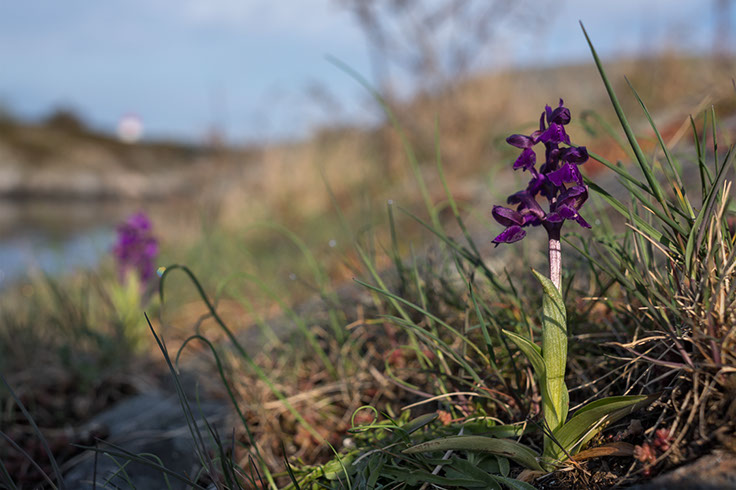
<box><xmin>0</xmin><ymin>200</ymin><xmax>142</xmax><ymax>287</ymax></box>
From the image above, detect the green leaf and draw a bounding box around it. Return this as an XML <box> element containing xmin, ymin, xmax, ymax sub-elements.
<box><xmin>501</xmin><ymin>330</ymin><xmax>544</xmax><ymax>380</ymax></box>
<box><xmin>366</xmin><ymin>454</ymin><xmax>383</xmax><ymax>489</ymax></box>
<box><xmin>322</xmin><ymin>452</ymin><xmax>355</xmax><ymax>481</ymax></box>
<box><xmin>403</xmin><ymin>435</ymin><xmax>543</xmax><ymax>471</ymax></box>
<box><xmin>449</xmin><ymin>458</ymin><xmax>536</xmax><ymax>490</ymax></box>
<box><xmin>532</xmin><ymin>270</ymin><xmax>568</xmax><ymax>436</ymax></box>
<box><xmin>380</xmin><ymin>468</ymin><xmax>484</xmax><ymax>487</ymax></box>
<box><xmin>547</xmin><ymin>393</ymin><xmax>659</xmax><ymax>461</ymax></box>
<box><xmin>485</xmin><ymin>423</ymin><xmax>532</xmax><ymax>439</ymax></box>
<box><xmin>402</xmin><ymin>412</ymin><xmax>438</xmax><ymax>435</ymax></box>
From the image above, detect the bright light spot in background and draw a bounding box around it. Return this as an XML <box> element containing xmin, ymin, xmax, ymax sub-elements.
<box><xmin>117</xmin><ymin>113</ymin><xmax>144</xmax><ymax>143</ymax></box>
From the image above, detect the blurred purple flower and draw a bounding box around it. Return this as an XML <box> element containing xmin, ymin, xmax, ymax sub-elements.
<box><xmin>113</xmin><ymin>212</ymin><xmax>158</xmax><ymax>282</ymax></box>
<box><xmin>493</xmin><ymin>99</ymin><xmax>591</xmax><ymax>245</ymax></box>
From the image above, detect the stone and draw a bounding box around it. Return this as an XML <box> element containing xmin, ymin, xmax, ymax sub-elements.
<box><xmin>63</xmin><ymin>390</ymin><xmax>230</xmax><ymax>490</ymax></box>
<box><xmin>630</xmin><ymin>450</ymin><xmax>736</xmax><ymax>490</ymax></box>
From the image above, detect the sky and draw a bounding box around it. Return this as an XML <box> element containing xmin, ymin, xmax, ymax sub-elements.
<box><xmin>0</xmin><ymin>1</ymin><xmax>733</xmax><ymax>144</ymax></box>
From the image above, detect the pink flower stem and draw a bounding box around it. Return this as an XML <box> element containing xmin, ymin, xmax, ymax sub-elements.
<box><xmin>548</xmin><ymin>228</ymin><xmax>562</xmax><ymax>291</ymax></box>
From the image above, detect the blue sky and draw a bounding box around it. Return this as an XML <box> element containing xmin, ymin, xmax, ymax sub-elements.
<box><xmin>0</xmin><ymin>1</ymin><xmax>732</xmax><ymax>144</ymax></box>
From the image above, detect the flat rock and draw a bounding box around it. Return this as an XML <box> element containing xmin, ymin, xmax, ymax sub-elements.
<box><xmin>63</xmin><ymin>390</ymin><xmax>229</xmax><ymax>489</ymax></box>
<box><xmin>631</xmin><ymin>450</ymin><xmax>736</xmax><ymax>490</ymax></box>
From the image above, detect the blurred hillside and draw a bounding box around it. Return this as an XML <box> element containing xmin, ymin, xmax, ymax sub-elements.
<box><xmin>1</xmin><ymin>54</ymin><xmax>734</xmax><ymax>236</ymax></box>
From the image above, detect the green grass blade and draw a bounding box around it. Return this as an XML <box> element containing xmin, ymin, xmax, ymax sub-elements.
<box><xmin>0</xmin><ymin>374</ymin><xmax>64</xmax><ymax>489</ymax></box>
<box><xmin>686</xmin><ymin>146</ymin><xmax>735</xmax><ymax>277</ymax></box>
<box><xmin>387</xmin><ymin>200</ymin><xmax>408</xmax><ymax>295</ymax></box>
<box><xmin>625</xmin><ymin>77</ymin><xmax>694</xmax><ymax>219</ymax></box>
<box><xmin>581</xmin><ymin>23</ymin><xmax>672</xmax><ymax>223</ymax></box>
<box><xmin>616</xmin><ymin>175</ymin><xmax>687</xmax><ymax>235</ymax></box>
<box><xmin>175</xmin><ymin>334</ymin><xmax>269</xmax><ymax>478</ymax></box>
<box><xmin>585</xmin><ymin>178</ymin><xmax>675</xmax><ymax>252</ymax></box>
<box><xmin>398</xmin><ymin>205</ymin><xmax>509</xmax><ymax>292</ymax></box>
<box><xmin>691</xmin><ymin>114</ymin><xmax>707</xmax><ymax>200</ymax></box>
<box><xmin>585</xmin><ymin>149</ymin><xmax>650</xmax><ymax>194</ymax></box>
<box><xmin>434</xmin><ymin>117</ymin><xmax>485</xmax><ymax>261</ymax></box>
<box><xmin>75</xmin><ymin>441</ymin><xmax>209</xmax><ymax>489</ymax></box>
<box><xmin>384</xmin><ymin>314</ymin><xmax>484</xmax><ymax>385</ymax></box>
<box><xmin>327</xmin><ymin>55</ymin><xmax>439</xmax><ymax>228</ymax></box>
<box><xmin>0</xmin><ymin>431</ymin><xmax>57</xmax><ymax>489</ymax></box>
<box><xmin>355</xmin><ymin>278</ymin><xmax>490</xmax><ymax>365</ymax></box>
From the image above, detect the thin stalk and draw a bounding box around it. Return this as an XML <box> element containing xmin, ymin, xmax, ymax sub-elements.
<box><xmin>549</xmin><ymin>229</ymin><xmax>562</xmax><ymax>291</ymax></box>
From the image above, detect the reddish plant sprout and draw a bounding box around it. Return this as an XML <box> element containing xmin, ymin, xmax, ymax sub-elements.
<box><xmin>113</xmin><ymin>212</ymin><xmax>159</xmax><ymax>283</ymax></box>
<box><xmin>634</xmin><ymin>442</ymin><xmax>657</xmax><ymax>465</ymax></box>
<box><xmin>653</xmin><ymin>428</ymin><xmax>672</xmax><ymax>452</ymax></box>
<box><xmin>437</xmin><ymin>410</ymin><xmax>453</xmax><ymax>426</ymax></box>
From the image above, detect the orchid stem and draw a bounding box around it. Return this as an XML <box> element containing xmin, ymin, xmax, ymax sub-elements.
<box><xmin>548</xmin><ymin>228</ymin><xmax>561</xmax><ymax>291</ymax></box>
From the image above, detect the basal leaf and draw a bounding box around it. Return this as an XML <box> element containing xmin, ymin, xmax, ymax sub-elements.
<box><xmin>501</xmin><ymin>329</ymin><xmax>544</xmax><ymax>380</ymax></box>
<box><xmin>403</xmin><ymin>435</ymin><xmax>543</xmax><ymax>471</ymax></box>
<box><xmin>380</xmin><ymin>467</ymin><xmax>484</xmax><ymax>487</ymax></box>
<box><xmin>546</xmin><ymin>393</ymin><xmax>658</xmax><ymax>460</ymax></box>
<box><xmin>532</xmin><ymin>270</ymin><xmax>568</xmax><ymax>436</ymax></box>
<box><xmin>402</xmin><ymin>412</ymin><xmax>438</xmax><ymax>435</ymax></box>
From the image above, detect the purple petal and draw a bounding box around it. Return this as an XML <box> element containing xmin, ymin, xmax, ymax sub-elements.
<box><xmin>527</xmin><ymin>172</ymin><xmax>546</xmax><ymax>195</ymax></box>
<box><xmin>548</xmin><ymin>105</ymin><xmax>571</xmax><ymax>126</ymax></box>
<box><xmin>547</xmin><ymin>163</ymin><xmax>582</xmax><ymax>186</ymax></box>
<box><xmin>492</xmin><ymin>205</ymin><xmax>523</xmax><ymax>227</ymax></box>
<box><xmin>508</xmin><ymin>190</ymin><xmax>546</xmax><ymax>220</ymax></box>
<box><xmin>113</xmin><ymin>212</ymin><xmax>159</xmax><ymax>284</ymax></box>
<box><xmin>559</xmin><ymin>146</ymin><xmax>588</xmax><ymax>164</ymax></box>
<box><xmin>513</xmin><ymin>148</ymin><xmax>536</xmax><ymax>171</ymax></box>
<box><xmin>522</xmin><ymin>214</ymin><xmax>543</xmax><ymax>226</ymax></box>
<box><xmin>545</xmin><ymin>211</ymin><xmax>564</xmax><ymax>223</ymax></box>
<box><xmin>506</xmin><ymin>134</ymin><xmax>534</xmax><ymax>149</ymax></box>
<box><xmin>536</xmin><ymin>123</ymin><xmax>570</xmax><ymax>145</ymax></box>
<box><xmin>492</xmin><ymin>225</ymin><xmax>526</xmax><ymax>245</ymax></box>
<box><xmin>555</xmin><ymin>204</ymin><xmax>578</xmax><ymax>220</ymax></box>
<box><xmin>557</xmin><ymin>185</ymin><xmax>589</xmax><ymax>209</ymax></box>
<box><xmin>575</xmin><ymin>214</ymin><xmax>592</xmax><ymax>228</ymax></box>
<box><xmin>126</xmin><ymin>212</ymin><xmax>152</xmax><ymax>231</ymax></box>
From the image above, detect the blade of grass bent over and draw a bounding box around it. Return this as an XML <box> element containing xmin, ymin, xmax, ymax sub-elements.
<box><xmin>158</xmin><ymin>265</ymin><xmax>323</xmax><ymax>442</ymax></box>
<box><xmin>0</xmin><ymin>373</ymin><xmax>64</xmax><ymax>489</ymax></box>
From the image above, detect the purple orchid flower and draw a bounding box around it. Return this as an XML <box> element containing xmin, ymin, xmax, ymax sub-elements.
<box><xmin>113</xmin><ymin>212</ymin><xmax>158</xmax><ymax>283</ymax></box>
<box><xmin>492</xmin><ymin>99</ymin><xmax>591</xmax><ymax>251</ymax></box>
<box><xmin>492</xmin><ymin>100</ymin><xmax>592</xmax><ymax>291</ymax></box>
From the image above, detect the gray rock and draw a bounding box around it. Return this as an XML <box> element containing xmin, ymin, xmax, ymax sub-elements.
<box><xmin>63</xmin><ymin>390</ymin><xmax>230</xmax><ymax>490</ymax></box>
<box><xmin>631</xmin><ymin>451</ymin><xmax>736</xmax><ymax>490</ymax></box>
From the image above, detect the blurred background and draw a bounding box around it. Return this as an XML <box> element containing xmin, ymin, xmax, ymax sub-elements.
<box><xmin>2</xmin><ymin>2</ymin><xmax>736</xmax><ymax>486</ymax></box>
<box><xmin>0</xmin><ymin>0</ymin><xmax>734</xmax><ymax>287</ymax></box>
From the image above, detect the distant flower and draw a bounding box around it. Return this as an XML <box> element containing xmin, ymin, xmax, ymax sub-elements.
<box><xmin>113</xmin><ymin>212</ymin><xmax>158</xmax><ymax>283</ymax></box>
<box><xmin>492</xmin><ymin>99</ymin><xmax>591</xmax><ymax>245</ymax></box>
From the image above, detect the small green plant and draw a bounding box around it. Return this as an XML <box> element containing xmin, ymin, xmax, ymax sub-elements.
<box><xmin>109</xmin><ymin>212</ymin><xmax>160</xmax><ymax>352</ymax></box>
<box><xmin>404</xmin><ymin>97</ymin><xmax>655</xmax><ymax>472</ymax></box>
